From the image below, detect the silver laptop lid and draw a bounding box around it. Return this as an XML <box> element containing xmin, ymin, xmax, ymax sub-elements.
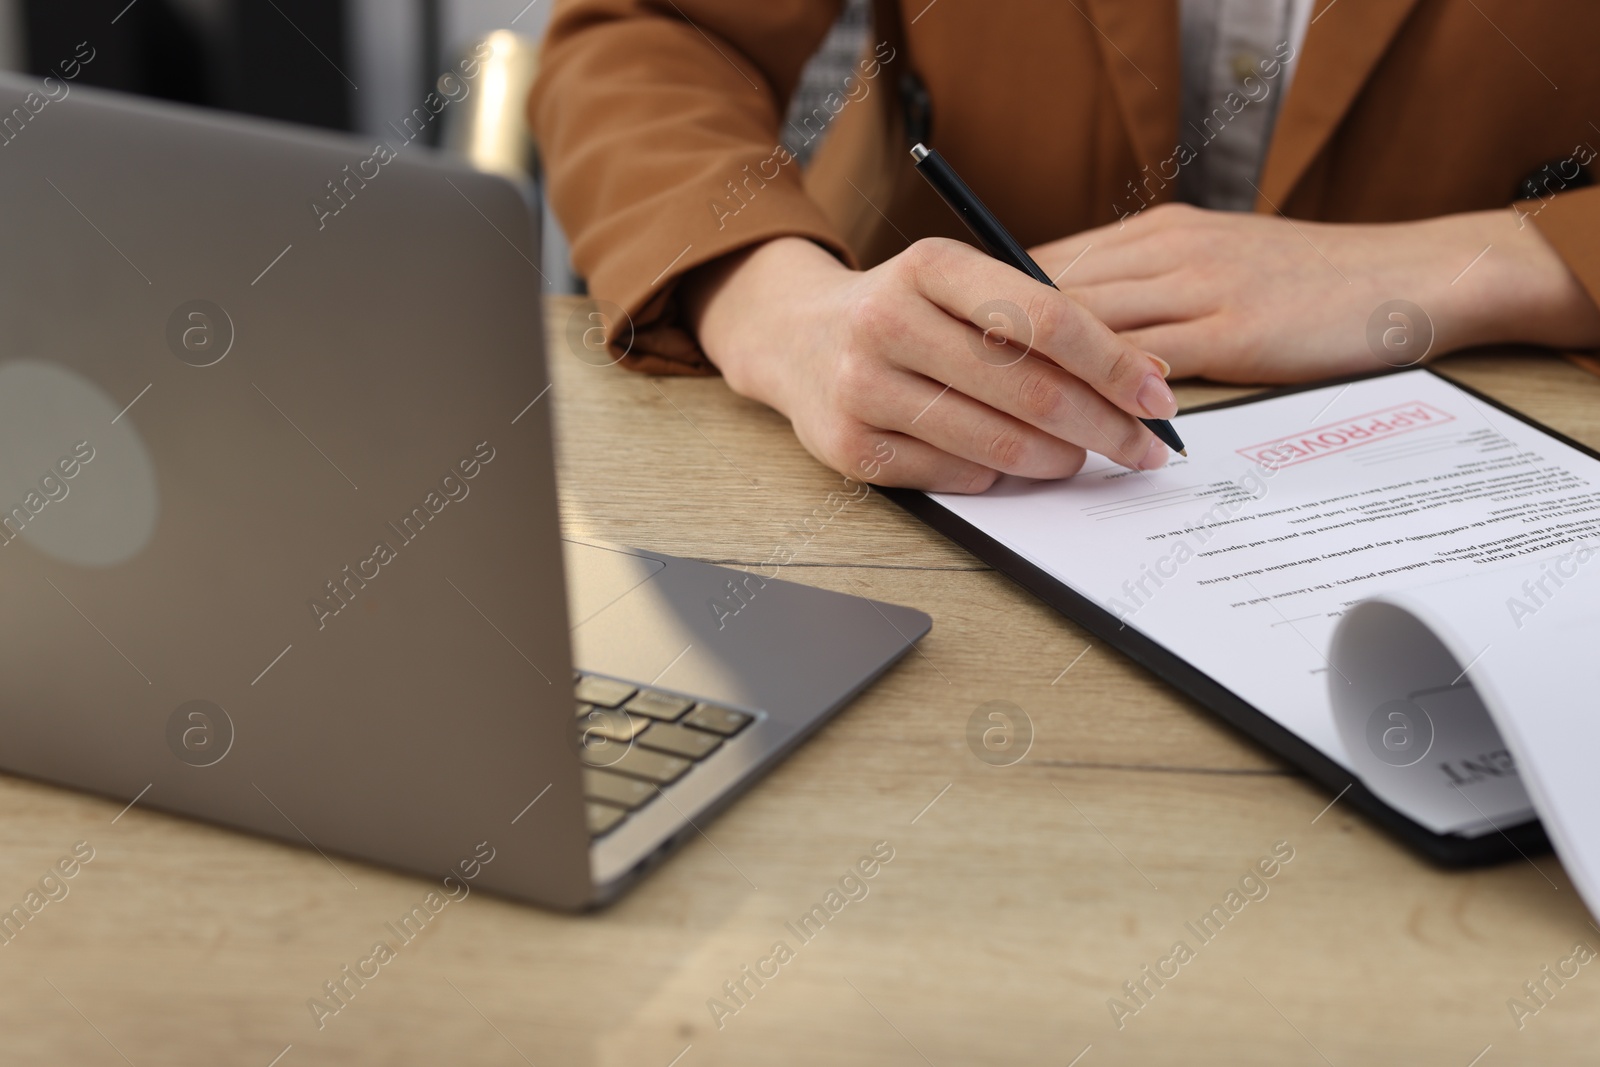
<box><xmin>0</xmin><ymin>75</ymin><xmax>594</xmax><ymax>907</ymax></box>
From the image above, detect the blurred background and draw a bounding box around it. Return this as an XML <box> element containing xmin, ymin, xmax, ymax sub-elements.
<box><xmin>0</xmin><ymin>1</ymin><xmax>550</xmax><ymax>139</ymax></box>
<box><xmin>0</xmin><ymin>0</ymin><xmax>871</xmax><ymax>295</ymax></box>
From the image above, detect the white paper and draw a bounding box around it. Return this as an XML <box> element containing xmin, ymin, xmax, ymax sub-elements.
<box><xmin>1330</xmin><ymin>557</ymin><xmax>1600</xmax><ymax>914</ymax></box>
<box><xmin>930</xmin><ymin>369</ymin><xmax>1600</xmax><ymax>834</ymax></box>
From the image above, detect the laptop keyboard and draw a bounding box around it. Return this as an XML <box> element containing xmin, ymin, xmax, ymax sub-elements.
<box><xmin>574</xmin><ymin>672</ymin><xmax>755</xmax><ymax>838</ymax></box>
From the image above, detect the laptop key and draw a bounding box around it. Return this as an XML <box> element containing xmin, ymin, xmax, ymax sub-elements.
<box><xmin>579</xmin><ymin>744</ymin><xmax>690</xmax><ymax>783</ymax></box>
<box><xmin>586</xmin><ymin>802</ymin><xmax>627</xmax><ymax>836</ymax></box>
<box><xmin>583</xmin><ymin>769</ymin><xmax>655</xmax><ymax>810</ymax></box>
<box><xmin>624</xmin><ymin>689</ymin><xmax>695</xmax><ymax>721</ymax></box>
<box><xmin>683</xmin><ymin>703</ymin><xmax>753</xmax><ymax>737</ymax></box>
<box><xmin>577</xmin><ymin>708</ymin><xmax>649</xmax><ymax>744</ymax></box>
<box><xmin>575</xmin><ymin>676</ymin><xmax>637</xmax><ymax>708</ymax></box>
<box><xmin>637</xmin><ymin>722</ymin><xmax>722</xmax><ymax>760</ymax></box>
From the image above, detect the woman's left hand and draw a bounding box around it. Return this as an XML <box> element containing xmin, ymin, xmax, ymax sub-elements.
<box><xmin>1030</xmin><ymin>202</ymin><xmax>1600</xmax><ymax>383</ymax></box>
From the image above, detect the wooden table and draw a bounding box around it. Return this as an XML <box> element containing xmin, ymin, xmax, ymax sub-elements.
<box><xmin>3</xmin><ymin>296</ymin><xmax>1598</xmax><ymax>1065</ymax></box>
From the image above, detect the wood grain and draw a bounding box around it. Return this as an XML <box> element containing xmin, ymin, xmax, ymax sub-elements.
<box><xmin>0</xmin><ymin>297</ymin><xmax>1596</xmax><ymax>1065</ymax></box>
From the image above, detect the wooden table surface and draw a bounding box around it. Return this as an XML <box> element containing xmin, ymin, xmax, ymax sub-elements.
<box><xmin>3</xmin><ymin>295</ymin><xmax>1599</xmax><ymax>1066</ymax></box>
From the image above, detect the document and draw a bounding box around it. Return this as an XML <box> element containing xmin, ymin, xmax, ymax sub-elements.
<box><xmin>1328</xmin><ymin>556</ymin><xmax>1600</xmax><ymax>916</ymax></box>
<box><xmin>929</xmin><ymin>369</ymin><xmax>1600</xmax><ymax>874</ymax></box>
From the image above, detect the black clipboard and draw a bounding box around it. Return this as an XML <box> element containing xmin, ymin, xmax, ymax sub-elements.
<box><xmin>881</xmin><ymin>366</ymin><xmax>1569</xmax><ymax>867</ymax></box>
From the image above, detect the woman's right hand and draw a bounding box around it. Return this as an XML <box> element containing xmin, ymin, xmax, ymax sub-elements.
<box><xmin>682</xmin><ymin>236</ymin><xmax>1178</xmax><ymax>493</ymax></box>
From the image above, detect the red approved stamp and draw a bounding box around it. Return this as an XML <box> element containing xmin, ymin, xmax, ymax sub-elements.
<box><xmin>1237</xmin><ymin>401</ymin><xmax>1456</xmax><ymax>469</ymax></box>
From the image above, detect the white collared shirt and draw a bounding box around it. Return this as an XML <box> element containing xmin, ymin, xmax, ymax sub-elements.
<box><xmin>1178</xmin><ymin>0</ymin><xmax>1313</xmax><ymax>210</ymax></box>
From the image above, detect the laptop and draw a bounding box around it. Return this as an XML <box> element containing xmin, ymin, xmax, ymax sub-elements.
<box><xmin>0</xmin><ymin>74</ymin><xmax>930</xmax><ymax>909</ymax></box>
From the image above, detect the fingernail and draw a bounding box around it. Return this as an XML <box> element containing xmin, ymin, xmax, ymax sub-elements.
<box><xmin>1151</xmin><ymin>356</ymin><xmax>1172</xmax><ymax>378</ymax></box>
<box><xmin>1139</xmin><ymin>435</ymin><xmax>1169</xmax><ymax>469</ymax></box>
<box><xmin>1136</xmin><ymin>373</ymin><xmax>1178</xmax><ymax>419</ymax></box>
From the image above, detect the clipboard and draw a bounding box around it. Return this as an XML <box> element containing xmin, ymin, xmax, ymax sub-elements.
<box><xmin>880</xmin><ymin>366</ymin><xmax>1568</xmax><ymax>867</ymax></box>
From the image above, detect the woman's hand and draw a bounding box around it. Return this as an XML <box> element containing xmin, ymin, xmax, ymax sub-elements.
<box><xmin>1031</xmin><ymin>203</ymin><xmax>1600</xmax><ymax>383</ymax></box>
<box><xmin>683</xmin><ymin>236</ymin><xmax>1179</xmax><ymax>493</ymax></box>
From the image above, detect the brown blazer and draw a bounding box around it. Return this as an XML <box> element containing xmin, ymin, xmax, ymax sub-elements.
<box><xmin>529</xmin><ymin>0</ymin><xmax>1600</xmax><ymax>373</ymax></box>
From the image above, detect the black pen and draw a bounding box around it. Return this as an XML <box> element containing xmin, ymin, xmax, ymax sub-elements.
<box><xmin>909</xmin><ymin>143</ymin><xmax>1187</xmax><ymax>457</ymax></box>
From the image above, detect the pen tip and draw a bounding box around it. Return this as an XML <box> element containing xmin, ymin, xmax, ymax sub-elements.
<box><xmin>1179</xmin><ymin>449</ymin><xmax>1188</xmax><ymax>457</ymax></box>
<box><xmin>910</xmin><ymin>143</ymin><xmax>930</xmax><ymax>163</ymax></box>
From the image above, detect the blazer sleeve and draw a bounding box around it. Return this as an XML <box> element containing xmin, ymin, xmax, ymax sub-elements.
<box><xmin>530</xmin><ymin>0</ymin><xmax>855</xmax><ymax>374</ymax></box>
<box><xmin>1532</xmin><ymin>185</ymin><xmax>1600</xmax><ymax>335</ymax></box>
